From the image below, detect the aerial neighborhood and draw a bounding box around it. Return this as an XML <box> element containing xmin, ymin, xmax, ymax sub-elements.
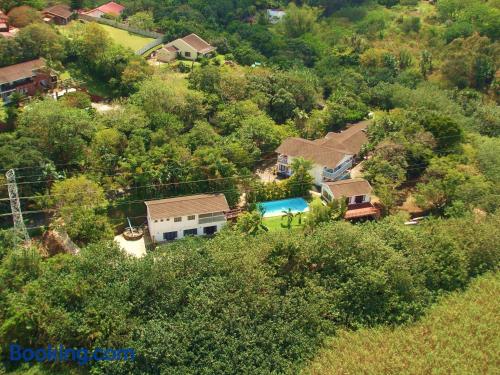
<box><xmin>0</xmin><ymin>1</ymin><xmax>498</xmax><ymax>373</ymax></box>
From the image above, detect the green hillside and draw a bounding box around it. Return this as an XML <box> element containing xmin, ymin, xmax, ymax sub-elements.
<box><xmin>306</xmin><ymin>272</ymin><xmax>500</xmax><ymax>375</ymax></box>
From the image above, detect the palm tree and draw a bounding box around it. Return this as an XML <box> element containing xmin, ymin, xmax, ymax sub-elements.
<box><xmin>289</xmin><ymin>157</ymin><xmax>314</xmax><ymax>197</ymax></box>
<box><xmin>295</xmin><ymin>211</ymin><xmax>303</xmax><ymax>225</ymax></box>
<box><xmin>249</xmin><ymin>211</ymin><xmax>269</xmax><ymax>235</ymax></box>
<box><xmin>328</xmin><ymin>198</ymin><xmax>348</xmax><ymax>221</ymax></box>
<box><xmin>281</xmin><ymin>208</ymin><xmax>294</xmax><ymax>229</ymax></box>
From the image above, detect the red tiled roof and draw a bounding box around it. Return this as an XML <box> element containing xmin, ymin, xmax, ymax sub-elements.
<box><xmin>145</xmin><ymin>194</ymin><xmax>230</xmax><ymax>220</ymax></box>
<box><xmin>0</xmin><ymin>58</ymin><xmax>46</xmax><ymax>84</ymax></box>
<box><xmin>181</xmin><ymin>33</ymin><xmax>215</xmax><ymax>53</ymax></box>
<box><xmin>96</xmin><ymin>1</ymin><xmax>124</xmax><ymax>15</ymax></box>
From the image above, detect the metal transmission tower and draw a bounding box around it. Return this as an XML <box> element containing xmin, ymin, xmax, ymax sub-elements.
<box><xmin>5</xmin><ymin>169</ymin><xmax>31</xmax><ymax>245</ymax></box>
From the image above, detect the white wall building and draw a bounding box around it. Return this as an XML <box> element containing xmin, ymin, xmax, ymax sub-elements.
<box><xmin>275</xmin><ymin>120</ymin><xmax>370</xmax><ymax>186</ymax></box>
<box><xmin>157</xmin><ymin>33</ymin><xmax>216</xmax><ymax>62</ymax></box>
<box><xmin>321</xmin><ymin>178</ymin><xmax>380</xmax><ymax>220</ymax></box>
<box><xmin>267</xmin><ymin>9</ymin><xmax>286</xmax><ymax>24</ymax></box>
<box><xmin>145</xmin><ymin>194</ymin><xmax>229</xmax><ymax>243</ymax></box>
<box><xmin>321</xmin><ymin>178</ymin><xmax>373</xmax><ymax>205</ymax></box>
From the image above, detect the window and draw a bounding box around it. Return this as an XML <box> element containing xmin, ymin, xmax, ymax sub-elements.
<box><xmin>174</xmin><ymin>217</ymin><xmax>182</xmax><ymax>222</ymax></box>
<box><xmin>163</xmin><ymin>231</ymin><xmax>177</xmax><ymax>241</ymax></box>
<box><xmin>185</xmin><ymin>51</ymin><xmax>191</xmax><ymax>57</ymax></box>
<box><xmin>188</xmin><ymin>215</ymin><xmax>196</xmax><ymax>220</ymax></box>
<box><xmin>183</xmin><ymin>228</ymin><xmax>198</xmax><ymax>237</ymax></box>
<box><xmin>203</xmin><ymin>226</ymin><xmax>217</xmax><ymax>235</ymax></box>
<box><xmin>154</xmin><ymin>220</ymin><xmax>158</xmax><ymax>223</ymax></box>
<box><xmin>160</xmin><ymin>219</ymin><xmax>164</xmax><ymax>222</ymax></box>
<box><xmin>198</xmin><ymin>212</ymin><xmax>226</xmax><ymax>224</ymax></box>
<box><xmin>354</xmin><ymin>195</ymin><xmax>364</xmax><ymax>204</ymax></box>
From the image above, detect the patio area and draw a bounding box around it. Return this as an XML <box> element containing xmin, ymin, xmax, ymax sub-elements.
<box><xmin>114</xmin><ymin>234</ymin><xmax>147</xmax><ymax>258</ymax></box>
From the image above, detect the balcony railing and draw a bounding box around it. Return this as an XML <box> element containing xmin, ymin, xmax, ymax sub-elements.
<box><xmin>277</xmin><ymin>155</ymin><xmax>289</xmax><ymax>164</ymax></box>
<box><xmin>198</xmin><ymin>212</ymin><xmax>226</xmax><ymax>225</ymax></box>
<box><xmin>322</xmin><ymin>162</ymin><xmax>351</xmax><ymax>181</ymax></box>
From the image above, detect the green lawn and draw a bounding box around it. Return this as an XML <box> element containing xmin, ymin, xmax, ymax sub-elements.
<box><xmin>98</xmin><ymin>24</ymin><xmax>155</xmax><ymax>52</ymax></box>
<box><xmin>263</xmin><ymin>214</ymin><xmax>306</xmax><ymax>232</ymax></box>
<box><xmin>61</xmin><ymin>64</ymin><xmax>114</xmax><ymax>98</ymax></box>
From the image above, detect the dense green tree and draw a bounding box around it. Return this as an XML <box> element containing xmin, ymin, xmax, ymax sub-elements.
<box><xmin>282</xmin><ymin>4</ymin><xmax>320</xmax><ymax>38</ymax></box>
<box><xmin>286</xmin><ymin>157</ymin><xmax>313</xmax><ymax>197</ymax></box>
<box><xmin>7</xmin><ymin>5</ymin><xmax>41</xmax><ymax>27</ymax></box>
<box><xmin>128</xmin><ymin>11</ymin><xmax>155</xmax><ymax>31</ymax></box>
<box><xmin>17</xmin><ymin>100</ymin><xmax>95</xmax><ymax>165</ymax></box>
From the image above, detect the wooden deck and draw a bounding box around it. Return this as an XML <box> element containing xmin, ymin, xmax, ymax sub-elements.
<box><xmin>344</xmin><ymin>203</ymin><xmax>380</xmax><ymax>220</ymax></box>
<box><xmin>225</xmin><ymin>208</ymin><xmax>243</xmax><ymax>221</ymax></box>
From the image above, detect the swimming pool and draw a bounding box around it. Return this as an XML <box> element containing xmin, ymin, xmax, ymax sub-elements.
<box><xmin>258</xmin><ymin>198</ymin><xmax>309</xmax><ymax>218</ymax></box>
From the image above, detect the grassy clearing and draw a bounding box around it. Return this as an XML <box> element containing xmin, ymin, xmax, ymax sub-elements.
<box><xmin>305</xmin><ymin>272</ymin><xmax>500</xmax><ymax>375</ymax></box>
<box><xmin>263</xmin><ymin>214</ymin><xmax>306</xmax><ymax>232</ymax></box>
<box><xmin>62</xmin><ymin>64</ymin><xmax>114</xmax><ymax>98</ymax></box>
<box><xmin>98</xmin><ymin>24</ymin><xmax>155</xmax><ymax>52</ymax></box>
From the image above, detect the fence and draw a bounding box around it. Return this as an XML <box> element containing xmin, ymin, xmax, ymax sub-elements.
<box><xmin>78</xmin><ymin>14</ymin><xmax>164</xmax><ymax>39</ymax></box>
<box><xmin>135</xmin><ymin>37</ymin><xmax>164</xmax><ymax>56</ymax></box>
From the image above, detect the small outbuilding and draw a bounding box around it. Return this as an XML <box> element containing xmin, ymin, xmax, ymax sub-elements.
<box><xmin>43</xmin><ymin>4</ymin><xmax>74</xmax><ymax>25</ymax></box>
<box><xmin>321</xmin><ymin>178</ymin><xmax>380</xmax><ymax>220</ymax></box>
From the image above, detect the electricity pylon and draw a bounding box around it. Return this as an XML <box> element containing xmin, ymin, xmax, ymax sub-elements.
<box><xmin>5</xmin><ymin>169</ymin><xmax>31</xmax><ymax>246</ymax></box>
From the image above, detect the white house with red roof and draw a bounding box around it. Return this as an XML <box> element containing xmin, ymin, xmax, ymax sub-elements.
<box><xmin>84</xmin><ymin>1</ymin><xmax>125</xmax><ymax>18</ymax></box>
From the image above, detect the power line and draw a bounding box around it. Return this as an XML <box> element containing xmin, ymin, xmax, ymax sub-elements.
<box><xmin>2</xmin><ymin>156</ymin><xmax>274</xmax><ymax>183</ymax></box>
<box><xmin>0</xmin><ymin>131</ymin><xmax>470</xmax><ymax>175</ymax></box>
<box><xmin>0</xmin><ymin>174</ymin><xmax>258</xmax><ymax>203</ymax></box>
<box><xmin>0</xmin><ymin>181</ymin><xmax>315</xmax><ymax>218</ymax></box>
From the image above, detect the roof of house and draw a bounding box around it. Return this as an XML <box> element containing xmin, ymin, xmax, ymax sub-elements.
<box><xmin>44</xmin><ymin>4</ymin><xmax>73</xmax><ymax>19</ymax></box>
<box><xmin>276</xmin><ymin>137</ymin><xmax>352</xmax><ymax>168</ymax></box>
<box><xmin>323</xmin><ymin>178</ymin><xmax>373</xmax><ymax>198</ymax></box>
<box><xmin>164</xmin><ymin>45</ymin><xmax>178</xmax><ymax>52</ymax></box>
<box><xmin>0</xmin><ymin>58</ymin><xmax>46</xmax><ymax>84</ymax></box>
<box><xmin>145</xmin><ymin>194</ymin><xmax>230</xmax><ymax>220</ymax></box>
<box><xmin>276</xmin><ymin>120</ymin><xmax>370</xmax><ymax>168</ymax></box>
<box><xmin>180</xmin><ymin>33</ymin><xmax>215</xmax><ymax>53</ymax></box>
<box><xmin>319</xmin><ymin>120</ymin><xmax>370</xmax><ymax>154</ymax></box>
<box><xmin>96</xmin><ymin>1</ymin><xmax>124</xmax><ymax>15</ymax></box>
<box><xmin>267</xmin><ymin>9</ymin><xmax>286</xmax><ymax>17</ymax></box>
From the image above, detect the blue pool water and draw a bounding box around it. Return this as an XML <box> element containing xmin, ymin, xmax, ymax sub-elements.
<box><xmin>258</xmin><ymin>198</ymin><xmax>309</xmax><ymax>218</ymax></box>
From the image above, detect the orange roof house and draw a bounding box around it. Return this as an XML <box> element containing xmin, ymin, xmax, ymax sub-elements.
<box><xmin>84</xmin><ymin>1</ymin><xmax>125</xmax><ymax>18</ymax></box>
